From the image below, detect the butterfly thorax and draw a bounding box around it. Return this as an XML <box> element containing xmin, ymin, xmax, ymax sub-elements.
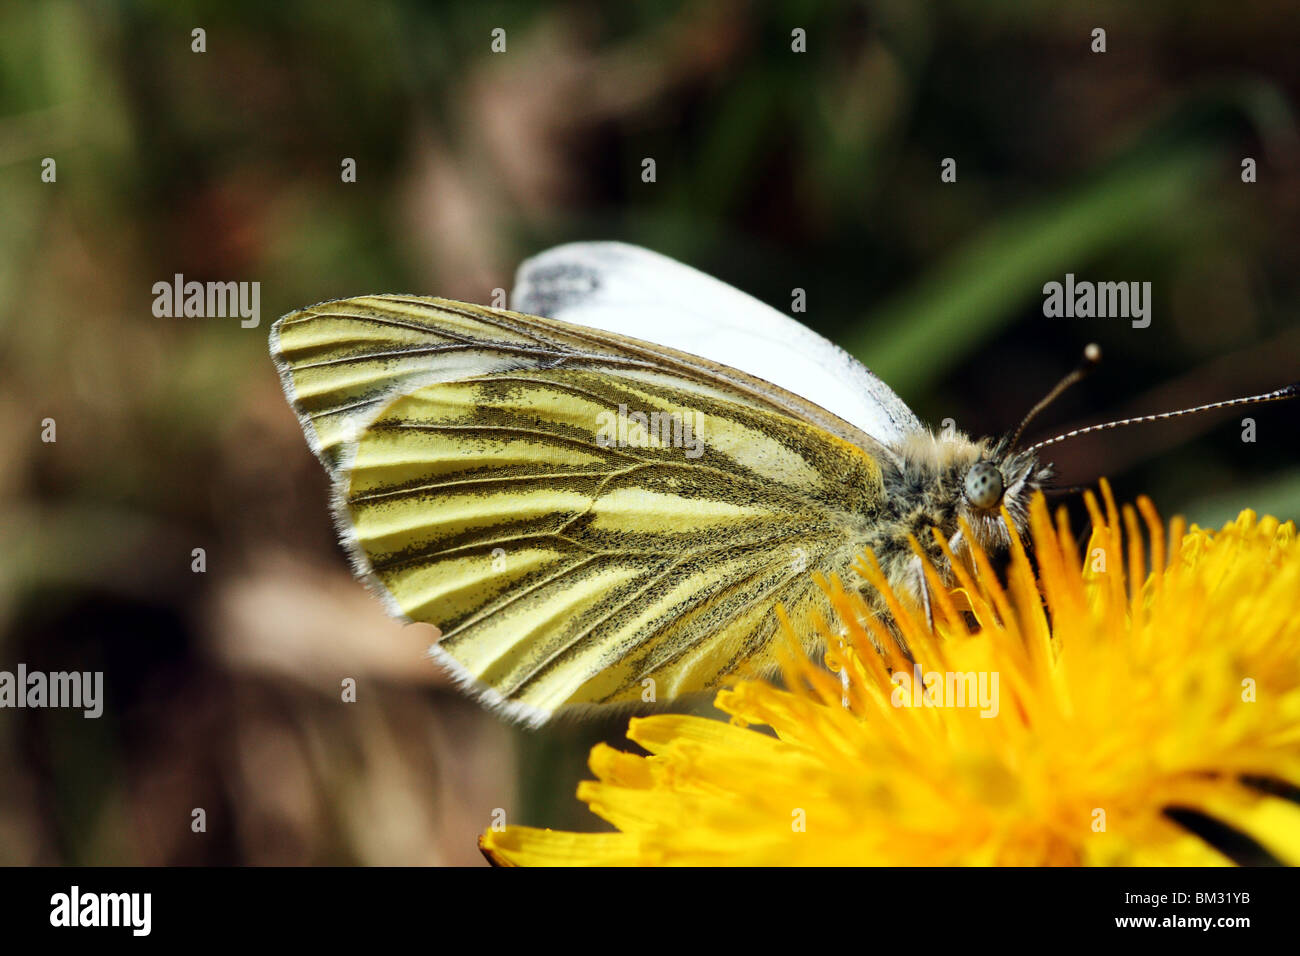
<box><xmin>859</xmin><ymin>429</ymin><xmax>1052</xmax><ymax>616</ymax></box>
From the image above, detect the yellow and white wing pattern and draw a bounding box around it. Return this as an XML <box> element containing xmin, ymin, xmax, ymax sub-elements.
<box><xmin>272</xmin><ymin>295</ymin><xmax>888</xmax><ymax>724</ymax></box>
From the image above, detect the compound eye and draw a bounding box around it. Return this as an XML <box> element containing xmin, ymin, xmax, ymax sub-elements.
<box><xmin>964</xmin><ymin>461</ymin><xmax>1004</xmax><ymax>509</ymax></box>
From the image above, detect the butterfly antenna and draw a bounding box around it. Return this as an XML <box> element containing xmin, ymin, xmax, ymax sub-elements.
<box><xmin>1005</xmin><ymin>343</ymin><xmax>1102</xmax><ymax>451</ymax></box>
<box><xmin>1025</xmin><ymin>382</ymin><xmax>1299</xmax><ymax>455</ymax></box>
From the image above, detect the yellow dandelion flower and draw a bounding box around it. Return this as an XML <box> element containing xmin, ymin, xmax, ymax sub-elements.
<box><xmin>481</xmin><ymin>482</ymin><xmax>1300</xmax><ymax>866</ymax></box>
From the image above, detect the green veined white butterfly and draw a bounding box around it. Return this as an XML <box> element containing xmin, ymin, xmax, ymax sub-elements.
<box><xmin>271</xmin><ymin>242</ymin><xmax>1296</xmax><ymax>725</ymax></box>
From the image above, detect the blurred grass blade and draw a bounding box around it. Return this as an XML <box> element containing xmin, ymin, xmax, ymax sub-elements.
<box><xmin>850</xmin><ymin>84</ymin><xmax>1296</xmax><ymax>395</ymax></box>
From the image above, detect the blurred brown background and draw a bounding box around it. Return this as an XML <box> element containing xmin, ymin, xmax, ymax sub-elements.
<box><xmin>2</xmin><ymin>0</ymin><xmax>1298</xmax><ymax>864</ymax></box>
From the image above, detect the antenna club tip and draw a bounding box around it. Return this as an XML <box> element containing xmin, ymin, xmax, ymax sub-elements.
<box><xmin>1083</xmin><ymin>343</ymin><xmax>1102</xmax><ymax>364</ymax></box>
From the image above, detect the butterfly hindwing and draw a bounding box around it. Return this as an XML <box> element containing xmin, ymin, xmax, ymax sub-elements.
<box><xmin>273</xmin><ymin>294</ymin><xmax>889</xmax><ymax>723</ymax></box>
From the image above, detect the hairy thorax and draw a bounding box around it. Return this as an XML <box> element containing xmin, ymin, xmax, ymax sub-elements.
<box><xmin>858</xmin><ymin>428</ymin><xmax>1052</xmax><ymax>620</ymax></box>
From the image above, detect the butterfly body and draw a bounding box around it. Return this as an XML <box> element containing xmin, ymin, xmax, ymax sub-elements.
<box><xmin>863</xmin><ymin>432</ymin><xmax>1050</xmax><ymax>623</ymax></box>
<box><xmin>272</xmin><ymin>244</ymin><xmax>1049</xmax><ymax>724</ymax></box>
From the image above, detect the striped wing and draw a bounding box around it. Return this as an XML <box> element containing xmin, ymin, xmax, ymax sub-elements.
<box><xmin>514</xmin><ymin>242</ymin><xmax>923</xmax><ymax>453</ymax></box>
<box><xmin>272</xmin><ymin>295</ymin><xmax>887</xmax><ymax>724</ymax></box>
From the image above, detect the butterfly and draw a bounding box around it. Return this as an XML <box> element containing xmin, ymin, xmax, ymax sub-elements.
<box><xmin>271</xmin><ymin>242</ymin><xmax>1296</xmax><ymax>725</ymax></box>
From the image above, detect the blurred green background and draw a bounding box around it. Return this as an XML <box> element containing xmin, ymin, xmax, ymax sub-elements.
<box><xmin>2</xmin><ymin>0</ymin><xmax>1298</xmax><ymax>864</ymax></box>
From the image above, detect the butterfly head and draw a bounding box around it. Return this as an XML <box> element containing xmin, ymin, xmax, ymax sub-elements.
<box><xmin>939</xmin><ymin>346</ymin><xmax>1104</xmax><ymax>561</ymax></box>
<box><xmin>962</xmin><ymin>460</ymin><xmax>1003</xmax><ymax>509</ymax></box>
<box><xmin>883</xmin><ymin>429</ymin><xmax>1050</xmax><ymax>572</ymax></box>
<box><xmin>954</xmin><ymin>443</ymin><xmax>1051</xmax><ymax>554</ymax></box>
<box><xmin>923</xmin><ymin>342</ymin><xmax>1297</xmax><ymax>573</ymax></box>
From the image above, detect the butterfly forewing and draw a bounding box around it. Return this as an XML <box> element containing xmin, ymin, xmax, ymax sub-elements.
<box><xmin>513</xmin><ymin>242</ymin><xmax>922</xmax><ymax>450</ymax></box>
<box><xmin>273</xmin><ymin>295</ymin><xmax>889</xmax><ymax>724</ymax></box>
